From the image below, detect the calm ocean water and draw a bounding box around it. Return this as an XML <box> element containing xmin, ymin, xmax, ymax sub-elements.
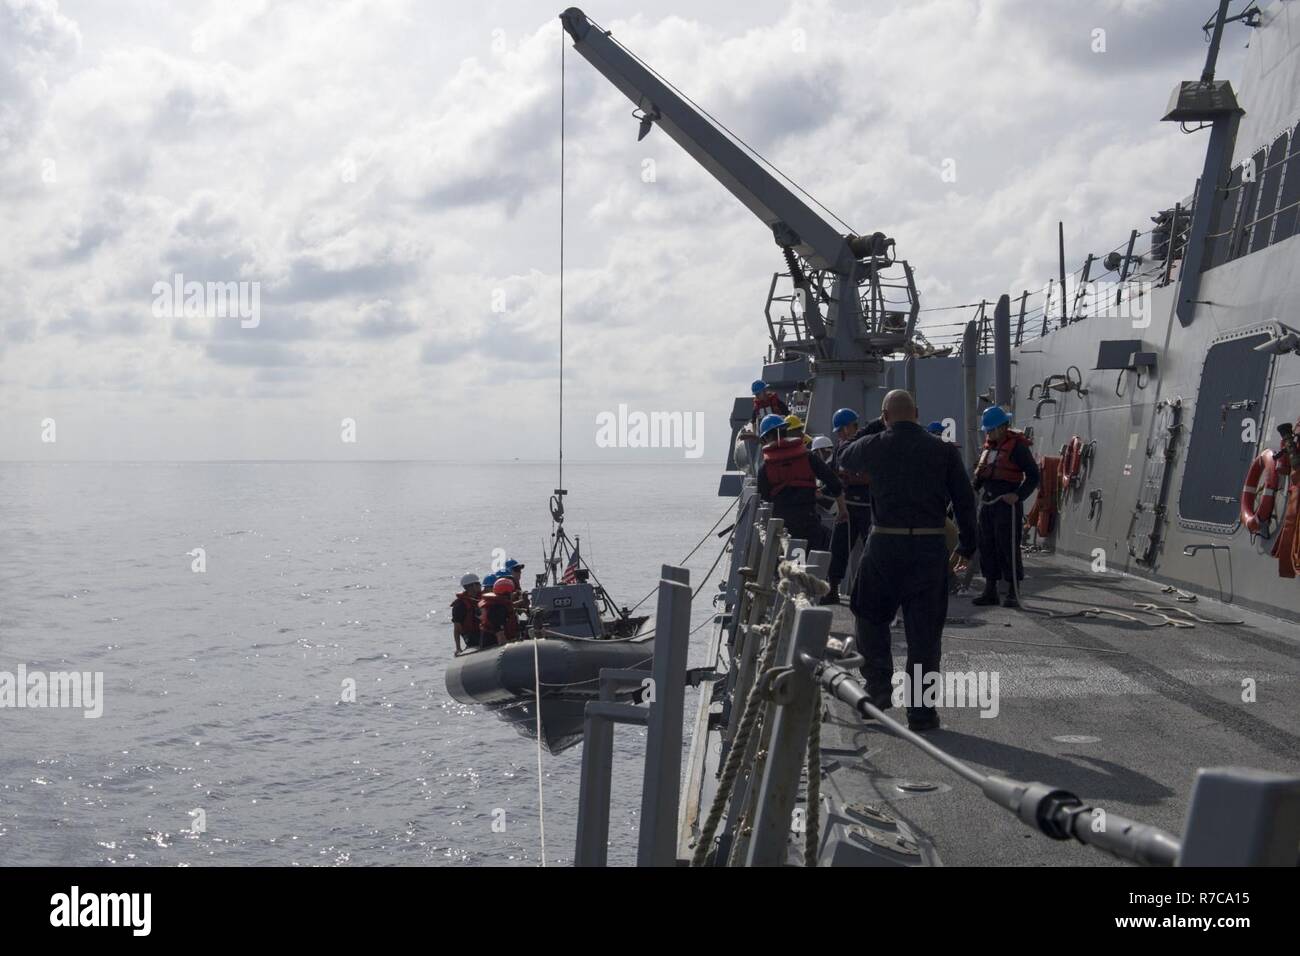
<box><xmin>0</xmin><ymin>461</ymin><xmax>725</xmax><ymax>866</ymax></box>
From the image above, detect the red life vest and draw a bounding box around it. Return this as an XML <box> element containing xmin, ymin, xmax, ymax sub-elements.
<box><xmin>762</xmin><ymin>438</ymin><xmax>818</xmax><ymax>495</ymax></box>
<box><xmin>451</xmin><ymin>592</ymin><xmax>481</xmax><ymax>637</ymax></box>
<box><xmin>479</xmin><ymin>592</ymin><xmax>519</xmax><ymax>641</ymax></box>
<box><xmin>1025</xmin><ymin>455</ymin><xmax>1061</xmax><ymax>536</ymax></box>
<box><xmin>752</xmin><ymin>392</ymin><xmax>785</xmax><ymax>421</ymax></box>
<box><xmin>976</xmin><ymin>430</ymin><xmax>1031</xmax><ymax>484</ymax></box>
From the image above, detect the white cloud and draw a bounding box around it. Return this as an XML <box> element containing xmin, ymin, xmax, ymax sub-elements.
<box><xmin>0</xmin><ymin>0</ymin><xmax>1251</xmax><ymax>459</ymax></box>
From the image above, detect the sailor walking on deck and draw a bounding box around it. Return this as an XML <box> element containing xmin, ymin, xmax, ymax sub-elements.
<box><xmin>823</xmin><ymin>408</ymin><xmax>875</xmax><ymax>606</ymax></box>
<box><xmin>838</xmin><ymin>389</ymin><xmax>977</xmax><ymax>731</ymax></box>
<box><xmin>756</xmin><ymin>413</ymin><xmax>845</xmax><ymax>552</ymax></box>
<box><xmin>971</xmin><ymin>406</ymin><xmax>1039</xmax><ymax>608</ymax></box>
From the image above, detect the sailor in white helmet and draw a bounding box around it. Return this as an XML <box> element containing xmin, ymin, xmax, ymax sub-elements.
<box><xmin>733</xmin><ymin>421</ymin><xmax>761</xmax><ymax>476</ymax></box>
<box><xmin>450</xmin><ymin>573</ymin><xmax>483</xmax><ymax>654</ymax></box>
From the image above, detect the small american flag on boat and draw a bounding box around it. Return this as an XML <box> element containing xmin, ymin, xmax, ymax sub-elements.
<box><xmin>562</xmin><ymin>546</ymin><xmax>581</xmax><ymax>584</ymax></box>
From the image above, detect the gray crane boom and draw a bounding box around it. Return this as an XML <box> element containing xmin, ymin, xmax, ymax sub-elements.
<box><xmin>560</xmin><ymin>7</ymin><xmax>858</xmax><ymax>275</ymax></box>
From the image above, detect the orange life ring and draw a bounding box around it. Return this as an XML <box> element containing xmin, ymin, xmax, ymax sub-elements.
<box><xmin>1060</xmin><ymin>436</ymin><xmax>1083</xmax><ymax>490</ymax></box>
<box><xmin>1026</xmin><ymin>455</ymin><xmax>1062</xmax><ymax>537</ymax></box>
<box><xmin>1241</xmin><ymin>449</ymin><xmax>1279</xmax><ymax>534</ymax></box>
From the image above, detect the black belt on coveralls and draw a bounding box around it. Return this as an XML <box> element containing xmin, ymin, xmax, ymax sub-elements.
<box><xmin>870</xmin><ymin>526</ymin><xmax>947</xmax><ymax>535</ymax></box>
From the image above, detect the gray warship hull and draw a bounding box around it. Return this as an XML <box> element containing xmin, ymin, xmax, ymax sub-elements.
<box><xmin>549</xmin><ymin>1</ymin><xmax>1300</xmax><ymax>866</ymax></box>
<box><xmin>672</xmin><ymin>0</ymin><xmax>1300</xmax><ymax>865</ymax></box>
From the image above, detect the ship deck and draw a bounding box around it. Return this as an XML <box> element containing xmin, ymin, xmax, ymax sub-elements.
<box><xmin>808</xmin><ymin>550</ymin><xmax>1300</xmax><ymax>865</ymax></box>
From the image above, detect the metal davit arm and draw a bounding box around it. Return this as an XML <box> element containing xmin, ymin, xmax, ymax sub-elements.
<box><xmin>559</xmin><ymin>7</ymin><xmax>857</xmax><ymax>275</ymax></box>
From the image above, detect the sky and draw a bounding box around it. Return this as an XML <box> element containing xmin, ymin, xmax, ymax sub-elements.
<box><xmin>0</xmin><ymin>0</ymin><xmax>1255</xmax><ymax>461</ymax></box>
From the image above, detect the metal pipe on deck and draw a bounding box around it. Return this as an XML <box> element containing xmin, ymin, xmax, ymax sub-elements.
<box><xmin>815</xmin><ymin>659</ymin><xmax>1184</xmax><ymax>867</ymax></box>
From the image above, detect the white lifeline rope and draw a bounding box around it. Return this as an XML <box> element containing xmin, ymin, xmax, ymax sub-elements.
<box><xmin>533</xmin><ymin>631</ymin><xmax>547</xmax><ymax>867</ymax></box>
<box><xmin>1004</xmin><ymin>504</ymin><xmax>1236</xmax><ymax>628</ymax></box>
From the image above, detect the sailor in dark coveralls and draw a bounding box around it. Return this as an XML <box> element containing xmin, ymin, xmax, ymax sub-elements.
<box><xmin>971</xmin><ymin>406</ymin><xmax>1040</xmax><ymax>608</ymax></box>
<box><xmin>822</xmin><ymin>407</ymin><xmax>882</xmax><ymax>606</ymax></box>
<box><xmin>837</xmin><ymin>390</ymin><xmax>977</xmax><ymax>731</ymax></box>
<box><xmin>756</xmin><ymin>413</ymin><xmax>845</xmax><ymax>552</ymax></box>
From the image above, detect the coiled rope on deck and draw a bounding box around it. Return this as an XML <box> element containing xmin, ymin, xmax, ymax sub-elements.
<box><xmin>1003</xmin><ymin>509</ymin><xmax>1244</xmax><ymax>627</ymax></box>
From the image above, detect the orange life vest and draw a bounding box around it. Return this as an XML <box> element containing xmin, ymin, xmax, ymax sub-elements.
<box><xmin>451</xmin><ymin>592</ymin><xmax>481</xmax><ymax>637</ymax></box>
<box><xmin>976</xmin><ymin>430</ymin><xmax>1031</xmax><ymax>484</ymax></box>
<box><xmin>479</xmin><ymin>592</ymin><xmax>519</xmax><ymax>641</ymax></box>
<box><xmin>762</xmin><ymin>438</ymin><xmax>817</xmax><ymax>495</ymax></box>
<box><xmin>1025</xmin><ymin>455</ymin><xmax>1061</xmax><ymax>537</ymax></box>
<box><xmin>752</xmin><ymin>392</ymin><xmax>785</xmax><ymax>421</ymax></box>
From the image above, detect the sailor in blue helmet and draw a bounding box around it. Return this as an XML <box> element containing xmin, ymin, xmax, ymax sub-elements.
<box><xmin>971</xmin><ymin>405</ymin><xmax>1039</xmax><ymax>608</ymax></box>
<box><xmin>503</xmin><ymin>558</ymin><xmax>529</xmax><ymax>613</ymax></box>
<box><xmin>750</xmin><ymin>380</ymin><xmax>789</xmax><ymax>426</ymax></box>
<box><xmin>756</xmin><ymin>413</ymin><xmax>844</xmax><ymax>551</ymax></box>
<box><xmin>821</xmin><ymin>408</ymin><xmax>876</xmax><ymax>605</ymax></box>
<box><xmin>836</xmin><ymin>389</ymin><xmax>977</xmax><ymax>732</ymax></box>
